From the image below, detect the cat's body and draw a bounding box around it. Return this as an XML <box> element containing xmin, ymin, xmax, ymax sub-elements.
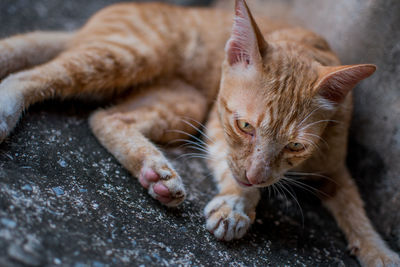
<box><xmin>0</xmin><ymin>1</ymin><xmax>398</xmax><ymax>266</ymax></box>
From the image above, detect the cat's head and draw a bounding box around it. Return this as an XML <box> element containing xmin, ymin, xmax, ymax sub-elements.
<box><xmin>217</xmin><ymin>0</ymin><xmax>376</xmax><ymax>188</ymax></box>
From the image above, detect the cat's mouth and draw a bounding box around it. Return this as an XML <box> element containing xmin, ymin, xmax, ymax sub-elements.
<box><xmin>230</xmin><ymin>164</ymin><xmax>279</xmax><ymax>188</ymax></box>
<box><xmin>233</xmin><ymin>173</ymin><xmax>280</xmax><ymax>188</ymax></box>
<box><xmin>236</xmin><ymin>179</ymin><xmax>253</xmax><ymax>187</ymax></box>
<box><xmin>231</xmin><ymin>173</ymin><xmax>253</xmax><ymax>187</ymax></box>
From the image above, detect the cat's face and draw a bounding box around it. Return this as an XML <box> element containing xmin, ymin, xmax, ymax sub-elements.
<box><xmin>217</xmin><ymin>0</ymin><xmax>375</xmax><ymax>188</ymax></box>
<box><xmin>218</xmin><ymin>50</ymin><xmax>329</xmax><ymax>187</ymax></box>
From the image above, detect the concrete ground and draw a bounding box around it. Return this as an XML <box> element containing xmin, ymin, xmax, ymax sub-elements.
<box><xmin>0</xmin><ymin>0</ymin><xmax>368</xmax><ymax>266</ymax></box>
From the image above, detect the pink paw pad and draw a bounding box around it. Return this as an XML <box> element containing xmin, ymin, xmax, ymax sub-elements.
<box><xmin>153</xmin><ymin>182</ymin><xmax>172</xmax><ymax>204</ymax></box>
<box><xmin>137</xmin><ymin>166</ymin><xmax>185</xmax><ymax>206</ymax></box>
<box><xmin>144</xmin><ymin>168</ymin><xmax>160</xmax><ymax>182</ymax></box>
<box><xmin>153</xmin><ymin>182</ymin><xmax>170</xmax><ymax>197</ymax></box>
<box><xmin>138</xmin><ymin>168</ymin><xmax>160</xmax><ymax>189</ymax></box>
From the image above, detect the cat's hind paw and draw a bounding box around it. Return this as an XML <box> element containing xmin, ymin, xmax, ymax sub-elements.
<box><xmin>204</xmin><ymin>195</ymin><xmax>253</xmax><ymax>241</ymax></box>
<box><xmin>139</xmin><ymin>166</ymin><xmax>186</xmax><ymax>207</ymax></box>
<box><xmin>0</xmin><ymin>78</ymin><xmax>24</xmax><ymax>143</ymax></box>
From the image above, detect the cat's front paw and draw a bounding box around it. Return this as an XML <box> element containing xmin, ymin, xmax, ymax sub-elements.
<box><xmin>204</xmin><ymin>195</ymin><xmax>254</xmax><ymax>241</ymax></box>
<box><xmin>359</xmin><ymin>252</ymin><xmax>400</xmax><ymax>267</ymax></box>
<box><xmin>352</xmin><ymin>243</ymin><xmax>400</xmax><ymax>267</ymax></box>
<box><xmin>139</xmin><ymin>165</ymin><xmax>186</xmax><ymax>207</ymax></box>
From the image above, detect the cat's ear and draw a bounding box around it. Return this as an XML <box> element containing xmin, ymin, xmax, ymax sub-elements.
<box><xmin>225</xmin><ymin>0</ymin><xmax>268</xmax><ymax>67</ymax></box>
<box><xmin>314</xmin><ymin>64</ymin><xmax>376</xmax><ymax>104</ymax></box>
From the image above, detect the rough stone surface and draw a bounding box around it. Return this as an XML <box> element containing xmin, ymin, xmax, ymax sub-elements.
<box><xmin>0</xmin><ymin>0</ymin><xmax>389</xmax><ymax>266</ymax></box>
<box><xmin>0</xmin><ymin>101</ymin><xmax>358</xmax><ymax>266</ymax></box>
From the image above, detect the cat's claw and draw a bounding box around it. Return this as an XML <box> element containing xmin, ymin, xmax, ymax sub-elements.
<box><xmin>139</xmin><ymin>166</ymin><xmax>186</xmax><ymax>207</ymax></box>
<box><xmin>204</xmin><ymin>195</ymin><xmax>253</xmax><ymax>241</ymax></box>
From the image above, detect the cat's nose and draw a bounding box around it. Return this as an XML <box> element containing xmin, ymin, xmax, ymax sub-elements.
<box><xmin>246</xmin><ymin>167</ymin><xmax>270</xmax><ymax>185</ymax></box>
<box><xmin>246</xmin><ymin>175</ymin><xmax>264</xmax><ymax>185</ymax></box>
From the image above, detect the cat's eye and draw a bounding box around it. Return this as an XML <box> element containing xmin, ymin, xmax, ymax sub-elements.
<box><xmin>285</xmin><ymin>142</ymin><xmax>305</xmax><ymax>152</ymax></box>
<box><xmin>236</xmin><ymin>120</ymin><xmax>255</xmax><ymax>135</ymax></box>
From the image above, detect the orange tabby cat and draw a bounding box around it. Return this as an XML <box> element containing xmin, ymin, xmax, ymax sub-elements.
<box><xmin>0</xmin><ymin>0</ymin><xmax>398</xmax><ymax>265</ymax></box>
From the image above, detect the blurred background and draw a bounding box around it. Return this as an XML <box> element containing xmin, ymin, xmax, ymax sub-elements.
<box><xmin>0</xmin><ymin>0</ymin><xmax>213</xmax><ymax>38</ymax></box>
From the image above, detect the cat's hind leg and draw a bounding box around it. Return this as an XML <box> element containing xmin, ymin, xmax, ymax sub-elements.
<box><xmin>89</xmin><ymin>79</ymin><xmax>208</xmax><ymax>206</ymax></box>
<box><xmin>0</xmin><ymin>31</ymin><xmax>73</xmax><ymax>80</ymax></box>
<box><xmin>0</xmin><ymin>36</ymin><xmax>175</xmax><ymax>142</ymax></box>
<box><xmin>0</xmin><ymin>32</ymin><xmax>74</xmax><ymax>141</ymax></box>
<box><xmin>322</xmin><ymin>168</ymin><xmax>400</xmax><ymax>266</ymax></box>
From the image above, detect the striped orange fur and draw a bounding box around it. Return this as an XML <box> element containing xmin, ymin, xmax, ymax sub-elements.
<box><xmin>0</xmin><ymin>0</ymin><xmax>398</xmax><ymax>265</ymax></box>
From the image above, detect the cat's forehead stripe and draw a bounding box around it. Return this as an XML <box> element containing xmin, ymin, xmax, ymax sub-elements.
<box><xmin>220</xmin><ymin>97</ymin><xmax>233</xmax><ymax>114</ymax></box>
<box><xmin>256</xmin><ymin>112</ymin><xmax>265</xmax><ymax>127</ymax></box>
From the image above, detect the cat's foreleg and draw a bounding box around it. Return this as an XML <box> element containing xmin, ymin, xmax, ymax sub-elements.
<box><xmin>90</xmin><ymin>79</ymin><xmax>207</xmax><ymax>207</ymax></box>
<box><xmin>323</xmin><ymin>167</ymin><xmax>400</xmax><ymax>266</ymax></box>
<box><xmin>203</xmin><ymin>164</ymin><xmax>260</xmax><ymax>241</ymax></box>
<box><xmin>204</xmin><ymin>107</ymin><xmax>260</xmax><ymax>241</ymax></box>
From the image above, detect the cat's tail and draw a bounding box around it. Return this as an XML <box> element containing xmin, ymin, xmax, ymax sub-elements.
<box><xmin>0</xmin><ymin>31</ymin><xmax>74</xmax><ymax>80</ymax></box>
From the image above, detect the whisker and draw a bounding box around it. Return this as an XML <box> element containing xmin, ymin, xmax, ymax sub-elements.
<box><xmin>282</xmin><ymin>177</ymin><xmax>314</xmax><ymax>190</ymax></box>
<box><xmin>271</xmin><ymin>183</ymin><xmax>279</xmax><ymax>201</ymax></box>
<box><xmin>299</xmin><ymin>119</ymin><xmax>340</xmax><ymax>132</ymax></box>
<box><xmin>176</xmin><ymin>153</ymin><xmax>212</xmax><ymax>161</ymax></box>
<box><xmin>297</xmin><ymin>106</ymin><xmax>324</xmax><ymax>129</ymax></box>
<box><xmin>298</xmin><ymin>136</ymin><xmax>320</xmax><ymax>151</ymax></box>
<box><xmin>267</xmin><ymin>185</ymin><xmax>272</xmax><ymax>200</ymax></box>
<box><xmin>168</xmin><ymin>138</ymin><xmax>209</xmax><ymax>151</ymax></box>
<box><xmin>285</xmin><ymin>171</ymin><xmax>337</xmax><ymax>184</ymax></box>
<box><xmin>181</xmin><ymin>116</ymin><xmax>209</xmax><ymax>130</ymax></box>
<box><xmin>286</xmin><ymin>171</ymin><xmax>326</xmax><ymax>178</ymax></box>
<box><xmin>275</xmin><ymin>182</ymin><xmax>289</xmax><ymax>211</ymax></box>
<box><xmin>176</xmin><ymin>152</ymin><xmax>205</xmax><ymax>158</ymax></box>
<box><xmin>167</xmin><ymin>129</ymin><xmax>208</xmax><ymax>147</ymax></box>
<box><xmin>302</xmin><ymin>133</ymin><xmax>329</xmax><ymax>148</ymax></box>
<box><xmin>282</xmin><ymin>177</ymin><xmax>331</xmax><ymax>198</ymax></box>
<box><xmin>279</xmin><ymin>180</ymin><xmax>304</xmax><ymax>226</ymax></box>
<box><xmin>180</xmin><ymin>118</ymin><xmax>215</xmax><ymax>144</ymax></box>
<box><xmin>281</xmin><ymin>178</ymin><xmax>320</xmax><ymax>197</ymax></box>
<box><xmin>270</xmin><ymin>183</ymin><xmax>276</xmax><ymax>197</ymax></box>
<box><xmin>185</xmin><ymin>155</ymin><xmax>211</xmax><ymax>160</ymax></box>
<box><xmin>184</xmin><ymin>145</ymin><xmax>209</xmax><ymax>154</ymax></box>
<box><xmin>272</xmin><ymin>184</ymin><xmax>276</xmax><ymax>196</ymax></box>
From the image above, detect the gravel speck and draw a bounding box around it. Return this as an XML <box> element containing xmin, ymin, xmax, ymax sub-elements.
<box><xmin>58</xmin><ymin>159</ymin><xmax>67</xmax><ymax>167</ymax></box>
<box><xmin>52</xmin><ymin>186</ymin><xmax>65</xmax><ymax>196</ymax></box>
<box><xmin>1</xmin><ymin>218</ymin><xmax>16</xmax><ymax>228</ymax></box>
<box><xmin>21</xmin><ymin>184</ymin><xmax>33</xmax><ymax>191</ymax></box>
